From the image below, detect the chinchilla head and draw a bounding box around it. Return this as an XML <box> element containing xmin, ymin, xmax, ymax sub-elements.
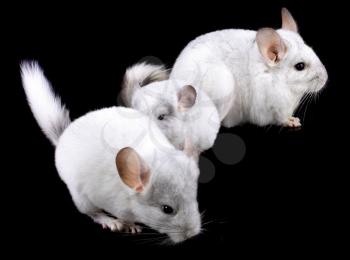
<box><xmin>115</xmin><ymin>144</ymin><xmax>201</xmax><ymax>244</ymax></box>
<box><xmin>131</xmin><ymin>79</ymin><xmax>220</xmax><ymax>157</ymax></box>
<box><xmin>252</xmin><ymin>8</ymin><xmax>328</xmax><ymax>105</ymax></box>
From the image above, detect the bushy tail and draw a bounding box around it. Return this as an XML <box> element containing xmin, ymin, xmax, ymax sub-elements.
<box><xmin>120</xmin><ymin>62</ymin><xmax>169</xmax><ymax>106</ymax></box>
<box><xmin>21</xmin><ymin>61</ymin><xmax>71</xmax><ymax>146</ymax></box>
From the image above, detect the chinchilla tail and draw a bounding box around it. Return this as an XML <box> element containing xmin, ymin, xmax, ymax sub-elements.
<box><xmin>21</xmin><ymin>61</ymin><xmax>71</xmax><ymax>146</ymax></box>
<box><xmin>120</xmin><ymin>62</ymin><xmax>169</xmax><ymax>106</ymax></box>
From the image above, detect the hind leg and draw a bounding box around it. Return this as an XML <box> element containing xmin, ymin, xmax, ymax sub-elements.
<box><xmin>172</xmin><ymin>58</ymin><xmax>235</xmax><ymax>122</ymax></box>
<box><xmin>171</xmin><ymin>49</ymin><xmax>236</xmax><ymax>121</ymax></box>
<box><xmin>200</xmin><ymin>65</ymin><xmax>236</xmax><ymax>122</ymax></box>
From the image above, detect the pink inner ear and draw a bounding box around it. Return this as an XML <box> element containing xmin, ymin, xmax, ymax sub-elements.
<box><xmin>116</xmin><ymin>147</ymin><xmax>150</xmax><ymax>192</ymax></box>
<box><xmin>135</xmin><ymin>184</ymin><xmax>144</xmax><ymax>193</ymax></box>
<box><xmin>281</xmin><ymin>8</ymin><xmax>298</xmax><ymax>33</ymax></box>
<box><xmin>268</xmin><ymin>48</ymin><xmax>278</xmax><ymax>62</ymax></box>
<box><xmin>256</xmin><ymin>28</ymin><xmax>286</xmax><ymax>65</ymax></box>
<box><xmin>178</xmin><ymin>85</ymin><xmax>197</xmax><ymax>111</ymax></box>
<box><xmin>140</xmin><ymin>170</ymin><xmax>150</xmax><ymax>186</ymax></box>
<box><xmin>269</xmin><ymin>45</ymin><xmax>284</xmax><ymax>63</ymax></box>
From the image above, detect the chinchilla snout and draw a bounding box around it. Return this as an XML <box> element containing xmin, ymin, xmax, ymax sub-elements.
<box><xmin>319</xmin><ymin>64</ymin><xmax>328</xmax><ymax>89</ymax></box>
<box><xmin>168</xmin><ymin>207</ymin><xmax>201</xmax><ymax>243</ymax></box>
<box><xmin>313</xmin><ymin>63</ymin><xmax>328</xmax><ymax>92</ymax></box>
<box><xmin>169</xmin><ymin>225</ymin><xmax>201</xmax><ymax>243</ymax></box>
<box><xmin>182</xmin><ymin>209</ymin><xmax>202</xmax><ymax>239</ymax></box>
<box><xmin>185</xmin><ymin>223</ymin><xmax>201</xmax><ymax>239</ymax></box>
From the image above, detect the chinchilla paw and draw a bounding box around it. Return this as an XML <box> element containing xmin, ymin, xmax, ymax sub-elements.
<box><xmin>123</xmin><ymin>223</ymin><xmax>142</xmax><ymax>234</ymax></box>
<box><xmin>284</xmin><ymin>117</ymin><xmax>301</xmax><ymax>128</ymax></box>
<box><xmin>101</xmin><ymin>218</ymin><xmax>124</xmax><ymax>232</ymax></box>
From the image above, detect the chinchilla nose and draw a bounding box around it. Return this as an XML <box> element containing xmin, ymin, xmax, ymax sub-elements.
<box><xmin>185</xmin><ymin>227</ymin><xmax>200</xmax><ymax>239</ymax></box>
<box><xmin>183</xmin><ymin>205</ymin><xmax>201</xmax><ymax>239</ymax></box>
<box><xmin>319</xmin><ymin>64</ymin><xmax>328</xmax><ymax>85</ymax></box>
<box><xmin>185</xmin><ymin>223</ymin><xmax>201</xmax><ymax>239</ymax></box>
<box><xmin>313</xmin><ymin>64</ymin><xmax>328</xmax><ymax>92</ymax></box>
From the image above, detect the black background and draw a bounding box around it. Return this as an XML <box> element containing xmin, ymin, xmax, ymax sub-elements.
<box><xmin>4</xmin><ymin>0</ymin><xmax>346</xmax><ymax>257</ymax></box>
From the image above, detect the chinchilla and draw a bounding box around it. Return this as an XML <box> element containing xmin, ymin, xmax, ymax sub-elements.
<box><xmin>170</xmin><ymin>8</ymin><xmax>328</xmax><ymax>128</ymax></box>
<box><xmin>21</xmin><ymin>61</ymin><xmax>202</xmax><ymax>243</ymax></box>
<box><xmin>120</xmin><ymin>63</ymin><xmax>220</xmax><ymax>159</ymax></box>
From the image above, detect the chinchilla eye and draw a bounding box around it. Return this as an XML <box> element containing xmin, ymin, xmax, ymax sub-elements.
<box><xmin>294</xmin><ymin>62</ymin><xmax>305</xmax><ymax>71</ymax></box>
<box><xmin>158</xmin><ymin>114</ymin><xmax>165</xmax><ymax>120</ymax></box>
<box><xmin>161</xmin><ymin>205</ymin><xmax>174</xmax><ymax>214</ymax></box>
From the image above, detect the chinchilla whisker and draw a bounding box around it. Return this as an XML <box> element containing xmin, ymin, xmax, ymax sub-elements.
<box><xmin>305</xmin><ymin>93</ymin><xmax>314</xmax><ymax>120</ymax></box>
<box><xmin>200</xmin><ymin>210</ymin><xmax>207</xmax><ymax>220</ymax></box>
<box><xmin>299</xmin><ymin>96</ymin><xmax>306</xmax><ymax>105</ymax></box>
<box><xmin>136</xmin><ymin>235</ymin><xmax>168</xmax><ymax>241</ymax></box>
<box><xmin>263</xmin><ymin>124</ymin><xmax>274</xmax><ymax>133</ymax></box>
<box><xmin>302</xmin><ymin>96</ymin><xmax>309</xmax><ymax>122</ymax></box>
<box><xmin>140</xmin><ymin>218</ymin><xmax>183</xmax><ymax>230</ymax></box>
<box><xmin>142</xmin><ymin>222</ymin><xmax>181</xmax><ymax>230</ymax></box>
<box><xmin>297</xmin><ymin>93</ymin><xmax>310</xmax><ymax>114</ymax></box>
<box><xmin>139</xmin><ymin>237</ymin><xmax>172</xmax><ymax>247</ymax></box>
<box><xmin>135</xmin><ymin>236</ymin><xmax>168</xmax><ymax>245</ymax></box>
<box><xmin>141</xmin><ymin>225</ymin><xmax>185</xmax><ymax>234</ymax></box>
<box><xmin>202</xmin><ymin>219</ymin><xmax>228</xmax><ymax>227</ymax></box>
<box><xmin>316</xmin><ymin>92</ymin><xmax>319</xmax><ymax>103</ymax></box>
<box><xmin>134</xmin><ymin>232</ymin><xmax>167</xmax><ymax>236</ymax></box>
<box><xmin>200</xmin><ymin>227</ymin><xmax>207</xmax><ymax>233</ymax></box>
<box><xmin>136</xmin><ymin>238</ymin><xmax>167</xmax><ymax>245</ymax></box>
<box><xmin>298</xmin><ymin>94</ymin><xmax>309</xmax><ymax>110</ymax></box>
<box><xmin>314</xmin><ymin>92</ymin><xmax>319</xmax><ymax>103</ymax></box>
<box><xmin>110</xmin><ymin>230</ymin><xmax>161</xmax><ymax>236</ymax></box>
<box><xmin>141</xmin><ymin>226</ymin><xmax>174</xmax><ymax>233</ymax></box>
<box><xmin>201</xmin><ymin>220</ymin><xmax>217</xmax><ymax>226</ymax></box>
<box><xmin>278</xmin><ymin>125</ymin><xmax>284</xmax><ymax>134</ymax></box>
<box><xmin>302</xmin><ymin>93</ymin><xmax>312</xmax><ymax>123</ymax></box>
<box><xmin>159</xmin><ymin>238</ymin><xmax>175</xmax><ymax>246</ymax></box>
<box><xmin>299</xmin><ymin>91</ymin><xmax>314</xmax><ymax>111</ymax></box>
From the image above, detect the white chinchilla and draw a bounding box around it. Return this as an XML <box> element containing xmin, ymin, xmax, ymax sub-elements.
<box><xmin>21</xmin><ymin>61</ymin><xmax>202</xmax><ymax>244</ymax></box>
<box><xmin>170</xmin><ymin>8</ymin><xmax>328</xmax><ymax>128</ymax></box>
<box><xmin>120</xmin><ymin>62</ymin><xmax>220</xmax><ymax>158</ymax></box>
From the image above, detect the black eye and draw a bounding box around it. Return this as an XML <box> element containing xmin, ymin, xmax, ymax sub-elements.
<box><xmin>161</xmin><ymin>205</ymin><xmax>174</xmax><ymax>214</ymax></box>
<box><xmin>158</xmin><ymin>114</ymin><xmax>165</xmax><ymax>120</ymax></box>
<box><xmin>295</xmin><ymin>62</ymin><xmax>305</xmax><ymax>71</ymax></box>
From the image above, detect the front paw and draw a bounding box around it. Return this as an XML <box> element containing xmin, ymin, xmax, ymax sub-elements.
<box><xmin>123</xmin><ymin>223</ymin><xmax>142</xmax><ymax>234</ymax></box>
<box><xmin>283</xmin><ymin>117</ymin><xmax>301</xmax><ymax>128</ymax></box>
<box><xmin>102</xmin><ymin>220</ymin><xmax>142</xmax><ymax>234</ymax></box>
<box><xmin>101</xmin><ymin>218</ymin><xmax>124</xmax><ymax>232</ymax></box>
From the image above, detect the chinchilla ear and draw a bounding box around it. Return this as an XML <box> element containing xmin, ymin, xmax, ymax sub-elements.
<box><xmin>115</xmin><ymin>147</ymin><xmax>151</xmax><ymax>192</ymax></box>
<box><xmin>256</xmin><ymin>28</ymin><xmax>287</xmax><ymax>66</ymax></box>
<box><xmin>281</xmin><ymin>8</ymin><xmax>298</xmax><ymax>33</ymax></box>
<box><xmin>177</xmin><ymin>85</ymin><xmax>197</xmax><ymax>112</ymax></box>
<box><xmin>183</xmin><ymin>137</ymin><xmax>199</xmax><ymax>163</ymax></box>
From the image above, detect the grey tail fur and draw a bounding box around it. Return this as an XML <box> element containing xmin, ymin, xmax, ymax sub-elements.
<box><xmin>21</xmin><ymin>61</ymin><xmax>71</xmax><ymax>146</ymax></box>
<box><xmin>120</xmin><ymin>62</ymin><xmax>170</xmax><ymax>106</ymax></box>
